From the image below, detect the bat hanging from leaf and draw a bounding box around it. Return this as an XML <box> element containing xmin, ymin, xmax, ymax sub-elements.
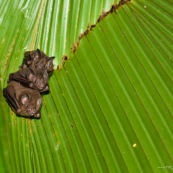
<box><xmin>3</xmin><ymin>81</ymin><xmax>42</xmax><ymax>118</ymax></box>
<box><xmin>20</xmin><ymin>49</ymin><xmax>55</xmax><ymax>75</ymax></box>
<box><xmin>3</xmin><ymin>49</ymin><xmax>55</xmax><ymax>119</ymax></box>
<box><xmin>9</xmin><ymin>67</ymin><xmax>49</xmax><ymax>93</ymax></box>
<box><xmin>20</xmin><ymin>49</ymin><xmax>43</xmax><ymax>68</ymax></box>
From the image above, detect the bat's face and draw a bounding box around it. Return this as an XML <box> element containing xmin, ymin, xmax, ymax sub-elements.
<box><xmin>24</xmin><ymin>49</ymin><xmax>42</xmax><ymax>66</ymax></box>
<box><xmin>18</xmin><ymin>92</ymin><xmax>42</xmax><ymax>118</ymax></box>
<box><xmin>35</xmin><ymin>57</ymin><xmax>55</xmax><ymax>72</ymax></box>
<box><xmin>28</xmin><ymin>68</ymin><xmax>49</xmax><ymax>92</ymax></box>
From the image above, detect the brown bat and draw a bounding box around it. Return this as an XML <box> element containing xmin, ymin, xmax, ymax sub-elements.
<box><xmin>21</xmin><ymin>49</ymin><xmax>42</xmax><ymax>68</ymax></box>
<box><xmin>20</xmin><ymin>49</ymin><xmax>55</xmax><ymax>74</ymax></box>
<box><xmin>9</xmin><ymin>67</ymin><xmax>49</xmax><ymax>93</ymax></box>
<box><xmin>3</xmin><ymin>81</ymin><xmax>42</xmax><ymax>118</ymax></box>
<box><xmin>35</xmin><ymin>56</ymin><xmax>55</xmax><ymax>74</ymax></box>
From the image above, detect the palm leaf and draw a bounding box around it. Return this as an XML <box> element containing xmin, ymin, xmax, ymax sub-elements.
<box><xmin>0</xmin><ymin>0</ymin><xmax>173</xmax><ymax>172</ymax></box>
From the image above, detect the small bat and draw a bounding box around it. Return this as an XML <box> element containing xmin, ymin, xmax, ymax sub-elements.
<box><xmin>3</xmin><ymin>81</ymin><xmax>42</xmax><ymax>118</ymax></box>
<box><xmin>21</xmin><ymin>49</ymin><xmax>43</xmax><ymax>68</ymax></box>
<box><xmin>35</xmin><ymin>56</ymin><xmax>55</xmax><ymax>75</ymax></box>
<box><xmin>9</xmin><ymin>67</ymin><xmax>49</xmax><ymax>93</ymax></box>
<box><xmin>20</xmin><ymin>49</ymin><xmax>55</xmax><ymax>74</ymax></box>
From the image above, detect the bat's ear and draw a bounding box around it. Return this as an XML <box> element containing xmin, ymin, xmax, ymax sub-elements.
<box><xmin>35</xmin><ymin>98</ymin><xmax>42</xmax><ymax>119</ymax></box>
<box><xmin>49</xmin><ymin>56</ymin><xmax>55</xmax><ymax>60</ymax></box>
<box><xmin>36</xmin><ymin>98</ymin><xmax>42</xmax><ymax>107</ymax></box>
<box><xmin>45</xmin><ymin>57</ymin><xmax>55</xmax><ymax>71</ymax></box>
<box><xmin>24</xmin><ymin>51</ymin><xmax>30</xmax><ymax>58</ymax></box>
<box><xmin>24</xmin><ymin>51</ymin><xmax>32</xmax><ymax>66</ymax></box>
<box><xmin>21</xmin><ymin>94</ymin><xmax>29</xmax><ymax>105</ymax></box>
<box><xmin>48</xmin><ymin>57</ymin><xmax>55</xmax><ymax>63</ymax></box>
<box><xmin>36</xmin><ymin>49</ymin><xmax>42</xmax><ymax>57</ymax></box>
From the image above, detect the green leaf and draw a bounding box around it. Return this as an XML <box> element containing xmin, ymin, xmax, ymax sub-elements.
<box><xmin>1</xmin><ymin>0</ymin><xmax>173</xmax><ymax>173</ymax></box>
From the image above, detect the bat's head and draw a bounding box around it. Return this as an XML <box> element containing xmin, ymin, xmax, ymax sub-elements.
<box><xmin>30</xmin><ymin>49</ymin><xmax>42</xmax><ymax>63</ymax></box>
<box><xmin>35</xmin><ymin>56</ymin><xmax>55</xmax><ymax>72</ymax></box>
<box><xmin>35</xmin><ymin>70</ymin><xmax>49</xmax><ymax>91</ymax></box>
<box><xmin>22</xmin><ymin>49</ymin><xmax>43</xmax><ymax>67</ymax></box>
<box><xmin>28</xmin><ymin>68</ymin><xmax>49</xmax><ymax>92</ymax></box>
<box><xmin>19</xmin><ymin>92</ymin><xmax>42</xmax><ymax>118</ymax></box>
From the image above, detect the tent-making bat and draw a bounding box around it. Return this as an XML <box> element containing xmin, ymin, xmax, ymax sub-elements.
<box><xmin>20</xmin><ymin>49</ymin><xmax>55</xmax><ymax>74</ymax></box>
<box><xmin>3</xmin><ymin>81</ymin><xmax>42</xmax><ymax>118</ymax></box>
<box><xmin>9</xmin><ymin>67</ymin><xmax>49</xmax><ymax>93</ymax></box>
<box><xmin>3</xmin><ymin>49</ymin><xmax>55</xmax><ymax>119</ymax></box>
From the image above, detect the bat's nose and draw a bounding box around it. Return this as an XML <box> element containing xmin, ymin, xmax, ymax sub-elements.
<box><xmin>27</xmin><ymin>107</ymin><xmax>36</xmax><ymax>116</ymax></box>
<box><xmin>38</xmin><ymin>81</ymin><xmax>45</xmax><ymax>90</ymax></box>
<box><xmin>30</xmin><ymin>109</ymin><xmax>36</xmax><ymax>115</ymax></box>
